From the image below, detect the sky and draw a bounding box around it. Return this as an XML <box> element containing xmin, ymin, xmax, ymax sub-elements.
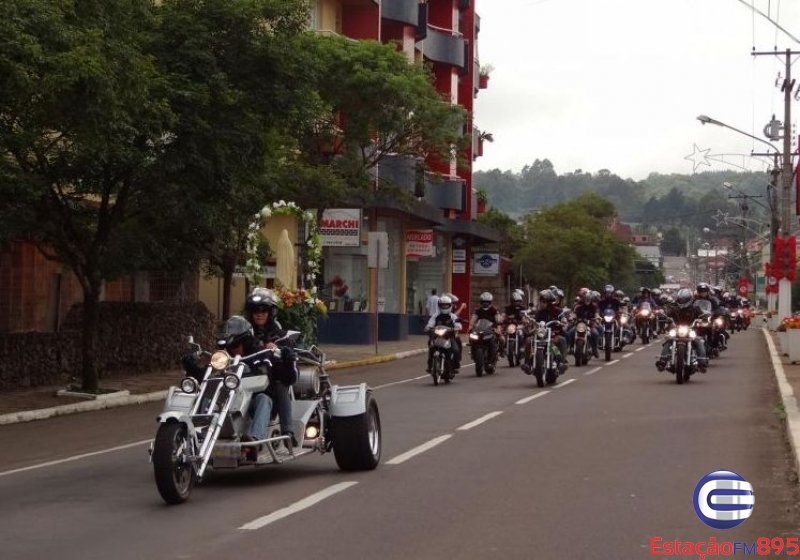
<box><xmin>472</xmin><ymin>0</ymin><xmax>800</xmax><ymax>181</ymax></box>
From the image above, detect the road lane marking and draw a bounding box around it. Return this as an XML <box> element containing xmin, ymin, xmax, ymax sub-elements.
<box><xmin>553</xmin><ymin>379</ymin><xmax>576</xmax><ymax>389</ymax></box>
<box><xmin>373</xmin><ymin>375</ymin><xmax>428</xmax><ymax>389</ymax></box>
<box><xmin>622</xmin><ymin>353</ymin><xmax>634</xmax><ymax>359</ymax></box>
<box><xmin>635</xmin><ymin>346</ymin><xmax>647</xmax><ymax>352</ymax></box>
<box><xmin>239</xmin><ymin>482</ymin><xmax>358</xmax><ymax>531</ymax></box>
<box><xmin>583</xmin><ymin>367</ymin><xmax>602</xmax><ymax>376</ymax></box>
<box><xmin>385</xmin><ymin>435</ymin><xmax>452</xmax><ymax>465</ymax></box>
<box><xmin>457</xmin><ymin>411</ymin><xmax>503</xmax><ymax>431</ymax></box>
<box><xmin>516</xmin><ymin>391</ymin><xmax>550</xmax><ymax>404</ymax></box>
<box><xmin>604</xmin><ymin>360</ymin><xmax>619</xmax><ymax>366</ymax></box>
<box><xmin>0</xmin><ymin>439</ymin><xmax>151</xmax><ymax>478</ymax></box>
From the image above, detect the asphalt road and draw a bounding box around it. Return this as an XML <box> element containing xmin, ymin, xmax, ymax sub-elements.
<box><xmin>0</xmin><ymin>328</ymin><xmax>798</xmax><ymax>559</ymax></box>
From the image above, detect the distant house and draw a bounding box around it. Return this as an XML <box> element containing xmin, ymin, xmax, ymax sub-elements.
<box><xmin>635</xmin><ymin>245</ymin><xmax>662</xmax><ymax>267</ymax></box>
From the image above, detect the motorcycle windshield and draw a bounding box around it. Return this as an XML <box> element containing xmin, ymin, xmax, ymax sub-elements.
<box><xmin>694</xmin><ymin>299</ymin><xmax>712</xmax><ymax>315</ymax></box>
<box><xmin>639</xmin><ymin>301</ymin><xmax>651</xmax><ymax>312</ymax></box>
<box><xmin>474</xmin><ymin>318</ymin><xmax>494</xmax><ymax>333</ymax></box>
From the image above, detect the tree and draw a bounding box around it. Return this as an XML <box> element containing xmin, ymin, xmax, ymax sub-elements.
<box><xmin>660</xmin><ymin>227</ymin><xmax>686</xmax><ymax>256</ymax></box>
<box><xmin>0</xmin><ymin>0</ymin><xmax>174</xmax><ymax>392</ymax></box>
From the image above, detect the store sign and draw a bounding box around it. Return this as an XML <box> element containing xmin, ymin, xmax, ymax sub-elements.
<box><xmin>320</xmin><ymin>209</ymin><xmax>361</xmax><ymax>247</ymax></box>
<box><xmin>406</xmin><ymin>229</ymin><xmax>434</xmax><ymax>258</ymax></box>
<box><xmin>473</xmin><ymin>252</ymin><xmax>499</xmax><ymax>276</ymax></box>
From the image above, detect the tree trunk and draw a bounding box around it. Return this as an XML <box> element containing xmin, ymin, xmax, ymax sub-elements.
<box><xmin>80</xmin><ymin>288</ymin><xmax>101</xmax><ymax>393</ymax></box>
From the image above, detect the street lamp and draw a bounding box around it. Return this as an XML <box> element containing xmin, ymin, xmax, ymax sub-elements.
<box><xmin>697</xmin><ymin>114</ymin><xmax>792</xmax><ymax>316</ymax></box>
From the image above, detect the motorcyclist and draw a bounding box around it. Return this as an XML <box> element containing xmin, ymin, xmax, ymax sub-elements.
<box><xmin>182</xmin><ymin>315</ymin><xmax>274</xmax><ymax>461</ymax></box>
<box><xmin>532</xmin><ymin>289</ymin><xmax>568</xmax><ymax>371</ymax></box>
<box><xmin>695</xmin><ymin>282</ymin><xmax>728</xmax><ymax>350</ymax></box>
<box><xmin>500</xmin><ymin>290</ymin><xmax>528</xmax><ymax>357</ymax></box>
<box><xmin>632</xmin><ymin>287</ymin><xmax>659</xmax><ymax>336</ymax></box>
<box><xmin>425</xmin><ymin>295</ymin><xmax>463</xmax><ymax>373</ymax></box>
<box><xmin>245</xmin><ymin>288</ymin><xmax>298</xmax><ymax>447</ymax></box>
<box><xmin>566</xmin><ymin>289</ymin><xmax>600</xmax><ymax>357</ymax></box>
<box><xmin>655</xmin><ymin>288</ymin><xmax>708</xmax><ymax>373</ymax></box>
<box><xmin>597</xmin><ymin>284</ymin><xmax>622</xmax><ymax>313</ymax></box>
<box><xmin>469</xmin><ymin>291</ymin><xmax>502</xmax><ymax>364</ymax></box>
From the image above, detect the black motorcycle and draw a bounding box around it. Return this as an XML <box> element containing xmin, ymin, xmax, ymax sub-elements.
<box><xmin>428</xmin><ymin>326</ymin><xmax>458</xmax><ymax>386</ymax></box>
<box><xmin>469</xmin><ymin>318</ymin><xmax>498</xmax><ymax>377</ymax></box>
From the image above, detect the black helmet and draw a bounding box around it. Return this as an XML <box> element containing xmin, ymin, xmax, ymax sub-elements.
<box><xmin>676</xmin><ymin>288</ymin><xmax>693</xmax><ymax>309</ymax></box>
<box><xmin>696</xmin><ymin>283</ymin><xmax>710</xmax><ymax>296</ymax></box>
<box><xmin>246</xmin><ymin>287</ymin><xmax>279</xmax><ymax>314</ymax></box>
<box><xmin>641</xmin><ymin>287</ymin><xmax>651</xmax><ymax>295</ymax></box>
<box><xmin>215</xmin><ymin>316</ymin><xmax>254</xmax><ymax>350</ymax></box>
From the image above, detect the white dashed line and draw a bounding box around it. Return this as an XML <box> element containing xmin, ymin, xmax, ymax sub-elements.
<box><xmin>385</xmin><ymin>435</ymin><xmax>453</xmax><ymax>465</ymax></box>
<box><xmin>583</xmin><ymin>367</ymin><xmax>602</xmax><ymax>376</ymax></box>
<box><xmin>239</xmin><ymin>482</ymin><xmax>358</xmax><ymax>530</ymax></box>
<box><xmin>605</xmin><ymin>360</ymin><xmax>619</xmax><ymax>366</ymax></box>
<box><xmin>373</xmin><ymin>375</ymin><xmax>428</xmax><ymax>389</ymax></box>
<box><xmin>553</xmin><ymin>378</ymin><xmax>576</xmax><ymax>389</ymax></box>
<box><xmin>0</xmin><ymin>440</ymin><xmax>151</xmax><ymax>478</ymax></box>
<box><xmin>622</xmin><ymin>353</ymin><xmax>634</xmax><ymax>359</ymax></box>
<box><xmin>635</xmin><ymin>346</ymin><xmax>647</xmax><ymax>352</ymax></box>
<box><xmin>516</xmin><ymin>391</ymin><xmax>550</xmax><ymax>405</ymax></box>
<box><xmin>457</xmin><ymin>411</ymin><xmax>503</xmax><ymax>431</ymax></box>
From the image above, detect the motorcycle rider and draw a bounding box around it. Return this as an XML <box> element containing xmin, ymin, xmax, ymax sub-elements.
<box><xmin>469</xmin><ymin>291</ymin><xmax>502</xmax><ymax>365</ymax></box>
<box><xmin>425</xmin><ymin>294</ymin><xmax>463</xmax><ymax>373</ymax></box>
<box><xmin>597</xmin><ymin>284</ymin><xmax>622</xmax><ymax>313</ymax></box>
<box><xmin>695</xmin><ymin>282</ymin><xmax>728</xmax><ymax>350</ymax></box>
<box><xmin>500</xmin><ymin>290</ymin><xmax>528</xmax><ymax>355</ymax></box>
<box><xmin>655</xmin><ymin>288</ymin><xmax>708</xmax><ymax>373</ymax></box>
<box><xmin>632</xmin><ymin>287</ymin><xmax>659</xmax><ymax>337</ymax></box>
<box><xmin>530</xmin><ymin>289</ymin><xmax>568</xmax><ymax>372</ymax></box>
<box><xmin>182</xmin><ymin>315</ymin><xmax>274</xmax><ymax>461</ymax></box>
<box><xmin>244</xmin><ymin>288</ymin><xmax>299</xmax><ymax>448</ymax></box>
<box><xmin>566</xmin><ymin>289</ymin><xmax>600</xmax><ymax>357</ymax></box>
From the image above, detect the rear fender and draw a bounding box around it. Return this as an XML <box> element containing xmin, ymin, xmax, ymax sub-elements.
<box><xmin>329</xmin><ymin>383</ymin><xmax>369</xmax><ymax>418</ymax></box>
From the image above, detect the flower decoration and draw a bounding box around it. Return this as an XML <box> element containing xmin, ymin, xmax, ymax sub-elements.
<box><xmin>273</xmin><ymin>286</ymin><xmax>328</xmax><ymax>346</ymax></box>
<box><xmin>780</xmin><ymin>316</ymin><xmax>800</xmax><ymax>331</ymax></box>
<box><xmin>245</xmin><ymin>201</ymin><xmax>322</xmax><ymax>287</ymax></box>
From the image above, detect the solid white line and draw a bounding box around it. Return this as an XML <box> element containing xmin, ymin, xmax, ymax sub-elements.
<box><xmin>553</xmin><ymin>378</ymin><xmax>576</xmax><ymax>389</ymax></box>
<box><xmin>763</xmin><ymin>330</ymin><xmax>800</xmax><ymax>477</ymax></box>
<box><xmin>239</xmin><ymin>482</ymin><xmax>358</xmax><ymax>531</ymax></box>
<box><xmin>583</xmin><ymin>367</ymin><xmax>602</xmax><ymax>376</ymax></box>
<box><xmin>635</xmin><ymin>346</ymin><xmax>647</xmax><ymax>352</ymax></box>
<box><xmin>385</xmin><ymin>435</ymin><xmax>452</xmax><ymax>465</ymax></box>
<box><xmin>622</xmin><ymin>352</ymin><xmax>634</xmax><ymax>359</ymax></box>
<box><xmin>457</xmin><ymin>411</ymin><xmax>503</xmax><ymax>431</ymax></box>
<box><xmin>516</xmin><ymin>391</ymin><xmax>550</xmax><ymax>404</ymax></box>
<box><xmin>605</xmin><ymin>360</ymin><xmax>619</xmax><ymax>366</ymax></box>
<box><xmin>373</xmin><ymin>375</ymin><xmax>428</xmax><ymax>389</ymax></box>
<box><xmin>0</xmin><ymin>439</ymin><xmax>151</xmax><ymax>478</ymax></box>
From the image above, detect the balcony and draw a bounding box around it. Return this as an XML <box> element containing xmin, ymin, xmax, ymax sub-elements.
<box><xmin>377</xmin><ymin>155</ymin><xmax>417</xmax><ymax>192</ymax></box>
<box><xmin>424</xmin><ymin>175</ymin><xmax>464</xmax><ymax>212</ymax></box>
<box><xmin>417</xmin><ymin>25</ymin><xmax>466</xmax><ymax>69</ymax></box>
<box><xmin>381</xmin><ymin>0</ymin><xmax>418</xmax><ymax>27</ymax></box>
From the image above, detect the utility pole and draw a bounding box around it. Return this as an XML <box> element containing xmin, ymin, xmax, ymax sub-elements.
<box><xmin>752</xmin><ymin>48</ymin><xmax>799</xmax><ymax>318</ymax></box>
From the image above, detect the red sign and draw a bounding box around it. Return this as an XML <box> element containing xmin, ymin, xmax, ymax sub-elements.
<box><xmin>737</xmin><ymin>277</ymin><xmax>749</xmax><ymax>296</ymax></box>
<box><xmin>405</xmin><ymin>229</ymin><xmax>434</xmax><ymax>258</ymax></box>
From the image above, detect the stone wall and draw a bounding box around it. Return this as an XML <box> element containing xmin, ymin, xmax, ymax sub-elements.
<box><xmin>0</xmin><ymin>302</ymin><xmax>216</xmax><ymax>391</ymax></box>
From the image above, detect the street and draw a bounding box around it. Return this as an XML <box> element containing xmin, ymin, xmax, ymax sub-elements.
<box><xmin>1</xmin><ymin>328</ymin><xmax>798</xmax><ymax>559</ymax></box>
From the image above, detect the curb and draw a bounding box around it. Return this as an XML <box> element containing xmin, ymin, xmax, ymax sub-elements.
<box><xmin>0</xmin><ymin>348</ymin><xmax>427</xmax><ymax>426</ymax></box>
<box><xmin>762</xmin><ymin>329</ymin><xmax>800</xmax><ymax>478</ymax></box>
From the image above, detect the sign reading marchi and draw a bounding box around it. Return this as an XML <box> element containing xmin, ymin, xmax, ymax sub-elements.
<box><xmin>320</xmin><ymin>208</ymin><xmax>361</xmax><ymax>247</ymax></box>
<box><xmin>406</xmin><ymin>229</ymin><xmax>434</xmax><ymax>258</ymax></box>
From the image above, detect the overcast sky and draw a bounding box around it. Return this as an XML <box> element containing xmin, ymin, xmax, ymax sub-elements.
<box><xmin>473</xmin><ymin>0</ymin><xmax>800</xmax><ymax>181</ymax></box>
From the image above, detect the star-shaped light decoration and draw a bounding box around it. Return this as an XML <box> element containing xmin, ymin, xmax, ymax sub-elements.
<box><xmin>712</xmin><ymin>209</ymin><xmax>731</xmax><ymax>227</ymax></box>
<box><xmin>684</xmin><ymin>144</ymin><xmax>711</xmax><ymax>173</ymax></box>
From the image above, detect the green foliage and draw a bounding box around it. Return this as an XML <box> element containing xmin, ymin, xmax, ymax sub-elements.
<box><xmin>660</xmin><ymin>227</ymin><xmax>686</xmax><ymax>256</ymax></box>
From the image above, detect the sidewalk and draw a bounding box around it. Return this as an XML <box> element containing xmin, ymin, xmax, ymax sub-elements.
<box><xmin>0</xmin><ymin>335</ymin><xmax>429</xmax><ymax>425</ymax></box>
<box><xmin>763</xmin><ymin>327</ymin><xmax>800</xmax><ymax>478</ymax></box>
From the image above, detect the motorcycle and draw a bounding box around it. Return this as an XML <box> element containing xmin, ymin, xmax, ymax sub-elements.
<box><xmin>572</xmin><ymin>317</ymin><xmax>594</xmax><ymax>367</ymax></box>
<box><xmin>522</xmin><ymin>320</ymin><xmax>562</xmax><ymax>388</ymax></box>
<box><xmin>150</xmin><ymin>332</ymin><xmax>381</xmax><ymax>505</ymax></box>
<box><xmin>504</xmin><ymin>320</ymin><xmax>525</xmax><ymax>367</ymax></box>
<box><xmin>469</xmin><ymin>318</ymin><xmax>498</xmax><ymax>377</ymax></box>
<box><xmin>659</xmin><ymin>322</ymin><xmax>701</xmax><ymax>384</ymax></box>
<box><xmin>428</xmin><ymin>325</ymin><xmax>458</xmax><ymax>385</ymax></box>
<box><xmin>635</xmin><ymin>301</ymin><xmax>655</xmax><ymax>344</ymax></box>
<box><xmin>598</xmin><ymin>308</ymin><xmax>626</xmax><ymax>361</ymax></box>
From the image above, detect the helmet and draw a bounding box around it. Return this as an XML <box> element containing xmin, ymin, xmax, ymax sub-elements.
<box><xmin>622</xmin><ymin>296</ymin><xmax>630</xmax><ymax>304</ymax></box>
<box><xmin>539</xmin><ymin>289</ymin><xmax>556</xmax><ymax>304</ymax></box>
<box><xmin>640</xmin><ymin>287</ymin><xmax>651</xmax><ymax>295</ymax></box>
<box><xmin>651</xmin><ymin>288</ymin><xmax>661</xmax><ymax>298</ymax></box>
<box><xmin>246</xmin><ymin>287</ymin><xmax>279</xmax><ymax>314</ymax></box>
<box><xmin>614</xmin><ymin>290</ymin><xmax>624</xmax><ymax>299</ymax></box>
<box><xmin>577</xmin><ymin>287</ymin><xmax>589</xmax><ymax>298</ymax></box>
<box><xmin>511</xmin><ymin>291</ymin><xmax>523</xmax><ymax>303</ymax></box>
<box><xmin>604</xmin><ymin>284</ymin><xmax>614</xmax><ymax>294</ymax></box>
<box><xmin>215</xmin><ymin>316</ymin><xmax>254</xmax><ymax>350</ymax></box>
<box><xmin>696</xmin><ymin>282</ymin><xmax>710</xmax><ymax>296</ymax></box>
<box><xmin>437</xmin><ymin>295</ymin><xmax>453</xmax><ymax>312</ymax></box>
<box><xmin>479</xmin><ymin>292</ymin><xmax>493</xmax><ymax>309</ymax></box>
<box><xmin>554</xmin><ymin>288</ymin><xmax>564</xmax><ymax>301</ymax></box>
<box><xmin>676</xmin><ymin>288</ymin><xmax>693</xmax><ymax>309</ymax></box>
<box><xmin>590</xmin><ymin>290</ymin><xmax>600</xmax><ymax>301</ymax></box>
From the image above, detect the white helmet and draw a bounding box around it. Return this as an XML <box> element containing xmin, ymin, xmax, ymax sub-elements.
<box><xmin>445</xmin><ymin>292</ymin><xmax>459</xmax><ymax>303</ymax></box>
<box><xmin>511</xmin><ymin>290</ymin><xmax>523</xmax><ymax>303</ymax></box>
<box><xmin>437</xmin><ymin>295</ymin><xmax>453</xmax><ymax>312</ymax></box>
<box><xmin>479</xmin><ymin>292</ymin><xmax>493</xmax><ymax>308</ymax></box>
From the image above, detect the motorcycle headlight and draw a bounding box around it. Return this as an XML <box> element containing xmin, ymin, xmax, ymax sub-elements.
<box><xmin>640</xmin><ymin>309</ymin><xmax>650</xmax><ymax>316</ymax></box>
<box><xmin>536</xmin><ymin>328</ymin><xmax>546</xmax><ymax>338</ymax></box>
<box><xmin>714</xmin><ymin>317</ymin><xmax>724</xmax><ymax>327</ymax></box>
<box><xmin>668</xmin><ymin>328</ymin><xmax>677</xmax><ymax>338</ymax></box>
<box><xmin>506</xmin><ymin>324</ymin><xmax>516</xmax><ymax>334</ymax></box>
<box><xmin>603</xmin><ymin>315</ymin><xmax>614</xmax><ymax>323</ymax></box>
<box><xmin>210</xmin><ymin>350</ymin><xmax>230</xmax><ymax>371</ymax></box>
<box><xmin>677</xmin><ymin>326</ymin><xmax>690</xmax><ymax>337</ymax></box>
<box><xmin>434</xmin><ymin>326</ymin><xmax>448</xmax><ymax>337</ymax></box>
<box><xmin>180</xmin><ymin>377</ymin><xmax>199</xmax><ymax>394</ymax></box>
<box><xmin>689</xmin><ymin>331</ymin><xmax>697</xmax><ymax>339</ymax></box>
<box><xmin>576</xmin><ymin>323</ymin><xmax>587</xmax><ymax>333</ymax></box>
<box><xmin>223</xmin><ymin>374</ymin><xmax>240</xmax><ymax>390</ymax></box>
<box><xmin>469</xmin><ymin>332</ymin><xmax>479</xmax><ymax>341</ymax></box>
<box><xmin>620</xmin><ymin>316</ymin><xmax>628</xmax><ymax>324</ymax></box>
